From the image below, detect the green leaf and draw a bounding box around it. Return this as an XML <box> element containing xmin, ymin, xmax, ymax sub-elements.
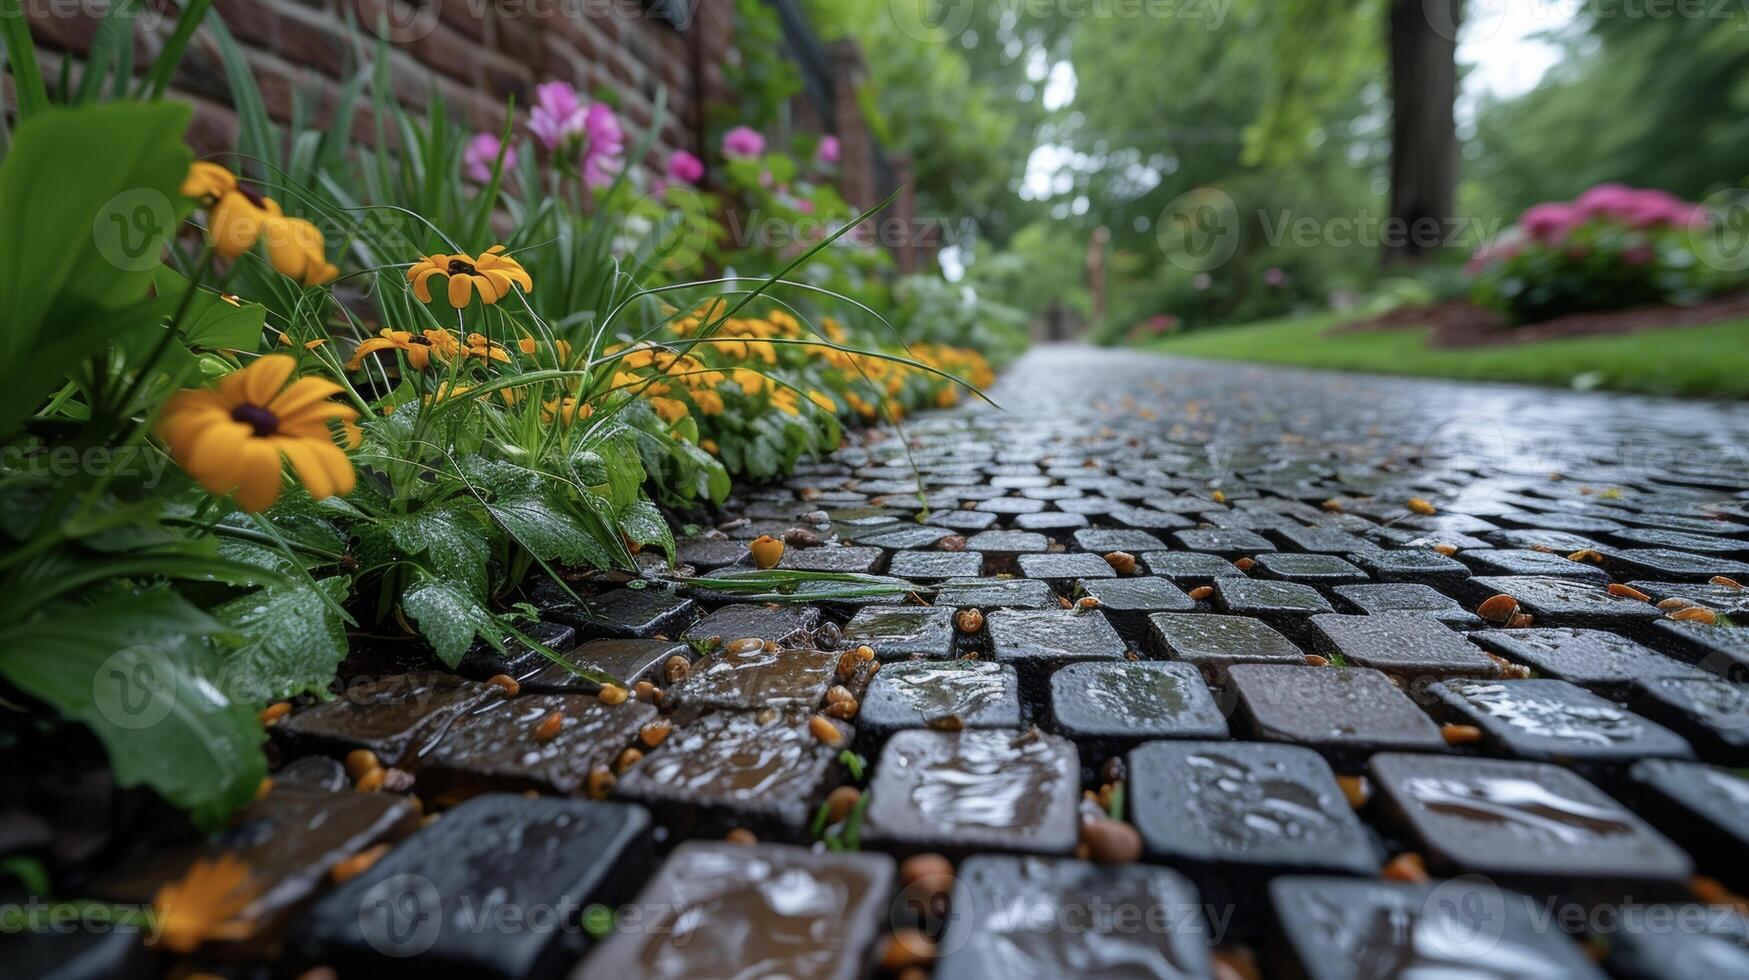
<box><xmin>153</xmin><ymin>266</ymin><xmax>266</xmax><ymax>351</ymax></box>
<box><xmin>216</xmin><ymin>576</ymin><xmax>350</xmax><ymax>701</ymax></box>
<box><xmin>0</xmin><ymin>589</ymin><xmax>266</xmax><ymax>829</ymax></box>
<box><xmin>618</xmin><ymin>498</ymin><xmax>675</xmax><ymax>562</ymax></box>
<box><xmin>401</xmin><ymin>576</ymin><xmax>501</xmax><ymax>667</ymax></box>
<box><xmin>0</xmin><ymin>0</ymin><xmax>49</xmax><ymax>119</ymax></box>
<box><xmin>0</xmin><ymin>102</ymin><xmax>193</xmax><ymax>435</ymax></box>
<box><xmin>376</xmin><ymin>500</ymin><xmax>493</xmax><ymax>600</ymax></box>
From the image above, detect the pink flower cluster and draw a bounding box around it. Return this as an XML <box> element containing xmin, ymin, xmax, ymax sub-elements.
<box><xmin>1520</xmin><ymin>184</ymin><xmax>1706</xmax><ymax>244</ymax></box>
<box><xmin>528</xmin><ymin>81</ymin><xmax>625</xmax><ymax>188</ymax></box>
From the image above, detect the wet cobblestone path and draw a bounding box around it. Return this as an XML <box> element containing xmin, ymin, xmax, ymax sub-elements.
<box><xmin>106</xmin><ymin>346</ymin><xmax>1749</xmax><ymax>978</ymax></box>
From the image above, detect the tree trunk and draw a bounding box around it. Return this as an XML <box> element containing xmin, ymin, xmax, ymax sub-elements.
<box><xmin>1385</xmin><ymin>0</ymin><xmax>1461</xmax><ymax>266</ymax></box>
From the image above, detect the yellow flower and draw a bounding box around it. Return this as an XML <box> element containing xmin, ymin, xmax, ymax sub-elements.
<box><xmin>181</xmin><ymin>161</ymin><xmax>237</xmax><ymax>202</ymax></box>
<box><xmin>208</xmin><ymin>186</ymin><xmax>281</xmax><ymax>261</ymax></box>
<box><xmin>730</xmin><ymin>368</ymin><xmax>765</xmax><ymax>396</ymax></box>
<box><xmin>151</xmin><ymin>854</ymin><xmax>258</xmax><ymax>954</ymax></box>
<box><xmin>771</xmin><ymin>388</ymin><xmax>800</xmax><ymax>416</ymax></box>
<box><xmin>345</xmin><ymin>328</ymin><xmax>461</xmax><ymax>371</ymax></box>
<box><xmin>649</xmin><ymin>396</ymin><xmax>689</xmax><ymax>423</ymax></box>
<box><xmin>542</xmin><ymin>396</ymin><xmax>593</xmax><ymax>426</ymax></box>
<box><xmin>819</xmin><ymin>317</ymin><xmax>848</xmax><ymax>344</ymax></box>
<box><xmin>699</xmin><ymin>438</ymin><xmax>719</xmax><ymax>455</ymax></box>
<box><xmin>157</xmin><ymin>355</ymin><xmax>360</xmax><ymax>512</ymax></box>
<box><xmin>262</xmin><ymin>216</ymin><xmax>338</xmax><ymax>286</ymax></box>
<box><xmin>204</xmin><ymin>180</ymin><xmax>339</xmax><ymax>284</ymax></box>
<box><xmin>465</xmin><ymin>333</ymin><xmax>512</xmax><ymax>364</ymax></box>
<box><xmin>692</xmin><ymin>389</ymin><xmax>725</xmax><ymax>415</ymax></box>
<box><xmin>807</xmin><ymin>390</ymin><xmax>836</xmax><ymax>413</ymax></box>
<box><xmin>408</xmin><ymin>245</ymin><xmax>532</xmax><ymax>309</ymax></box>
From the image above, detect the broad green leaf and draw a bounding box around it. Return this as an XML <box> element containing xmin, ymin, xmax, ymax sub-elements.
<box><xmin>402</xmin><ymin>576</ymin><xmax>501</xmax><ymax>667</ymax></box>
<box><xmin>618</xmin><ymin>498</ymin><xmax>675</xmax><ymax>562</ymax></box>
<box><xmin>0</xmin><ymin>102</ymin><xmax>194</xmax><ymax>434</ymax></box>
<box><xmin>373</xmin><ymin>500</ymin><xmax>493</xmax><ymax>600</ymax></box>
<box><xmin>153</xmin><ymin>266</ymin><xmax>266</xmax><ymax>352</ymax></box>
<box><xmin>217</xmin><ymin>577</ymin><xmax>350</xmax><ymax>701</ymax></box>
<box><xmin>0</xmin><ymin>589</ymin><xmax>266</xmax><ymax>829</ymax></box>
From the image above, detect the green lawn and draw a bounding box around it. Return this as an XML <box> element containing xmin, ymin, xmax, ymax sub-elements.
<box><xmin>1144</xmin><ymin>314</ymin><xmax>1749</xmax><ymax>399</ymax></box>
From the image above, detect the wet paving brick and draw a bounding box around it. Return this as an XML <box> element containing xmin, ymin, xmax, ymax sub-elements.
<box><xmin>857</xmin><ymin>660</ymin><xmax>1022</xmax><ymax>749</ymax></box>
<box><xmin>1170</xmin><ymin>527</ymin><xmax>1277</xmax><ymax>557</ymax></box>
<box><xmin>1267</xmin><ymin>877</ymin><xmax>1606</xmax><ymax>980</ymax></box>
<box><xmin>670</xmin><ymin>645</ymin><xmax>838</xmax><ymax>712</ymax></box>
<box><xmin>1606</xmin><ymin>548</ymin><xmax>1749</xmax><ymax>582</ymax></box>
<box><xmin>777</xmin><ymin>544</ymin><xmax>885</xmax><ymax>574</ymax></box>
<box><xmin>1603</xmin><ymin>906</ymin><xmax>1749</xmax><ymax>979</ymax></box>
<box><xmin>1632</xmin><ymin>581</ymin><xmax>1749</xmax><ymax>618</ymax></box>
<box><xmin>934</xmin><ymin>576</ymin><xmax>1060</xmax><ymax>610</ymax></box>
<box><xmin>1072</xmin><ymin>528</ymin><xmax>1169</xmax><ymax>553</ymax></box>
<box><xmin>456</xmin><ymin>622</ymin><xmax>577</xmax><ymax>682</ymax></box>
<box><xmin>1428</xmin><ymin>678</ymin><xmax>1693</xmax><ymax>765</ymax></box>
<box><xmin>1470</xmin><ymin>627</ymin><xmax>1706</xmax><ymax>693</ymax></box>
<box><xmin>886</xmin><ymin>549</ymin><xmax>984</xmax><ymax>581</ymax></box>
<box><xmin>577</xmin><ymin>842</ymin><xmax>893</xmax><ymax>980</ymax></box>
<box><xmin>1626</xmin><ymin>760</ymin><xmax>1749</xmax><ymax>887</ymax></box>
<box><xmin>986</xmin><ymin>609</ymin><xmax>1128</xmax><ymax>695</ymax></box>
<box><xmin>1458</xmin><ymin>547</ymin><xmax>1611</xmax><ymax>583</ymax></box>
<box><xmin>1139</xmin><ymin>551</ymin><xmax>1245</xmax><ymax>584</ymax></box>
<box><xmin>1307</xmin><ymin>613</ymin><xmax>1500</xmax><ymax>680</ymax></box>
<box><xmin>1467</xmin><ymin>575</ymin><xmax>1666</xmax><ymax>630</ymax></box>
<box><xmin>964</xmin><ymin>530</ymin><xmax>1051</xmax><ymax>573</ymax></box>
<box><xmin>294</xmin><ymin>795</ymin><xmax>651</xmax><ymax>977</ymax></box>
<box><xmin>1015</xmin><ymin>551</ymin><xmax>1116</xmax><ymax>589</ymax></box>
<box><xmin>1148</xmin><ymin>612</ymin><xmax>1306</xmax><ymax>683</ymax></box>
<box><xmin>1229</xmin><ymin>665</ymin><xmax>1445</xmax><ymax>764</ymax></box>
<box><xmin>674</xmin><ymin>536</ymin><xmax>749</xmax><ymax>570</ymax></box>
<box><xmin>934</xmin><ymin>856</ymin><xmax>1215</xmax><ymax>980</ymax></box>
<box><xmin>1628</xmin><ymin>676</ymin><xmax>1749</xmax><ymax>759</ymax></box>
<box><xmin>1331</xmin><ymin>583</ymin><xmax>1483</xmax><ymax>627</ymax></box>
<box><xmin>536</xmin><ymin>583</ymin><xmax>699</xmax><ymax>640</ymax></box>
<box><xmin>1252</xmin><ymin>552</ymin><xmax>1369</xmax><ymax>587</ymax></box>
<box><xmin>841</xmin><ymin>606</ymin><xmax>956</xmax><ymax>661</ymax></box>
<box><xmin>681</xmin><ymin>603</ymin><xmax>819</xmax><ymax>647</ymax></box>
<box><xmin>522</xmin><ymin>638</ymin><xmax>689</xmax><ymax>694</ymax></box>
<box><xmin>418</xmin><ymin>693</ymin><xmax>658</xmax><ymax>799</ymax></box>
<box><xmin>1012</xmin><ymin>510</ymin><xmax>1089</xmax><ymax>532</ymax></box>
<box><xmin>1049</xmin><ymin>660</ymin><xmax>1229</xmax><ymax>761</ymax></box>
<box><xmin>1347</xmin><ymin>547</ymin><xmax>1472</xmax><ymax>586</ymax></box>
<box><xmin>614</xmin><ymin>711</ymin><xmax>850</xmax><ymax>840</ymax></box>
<box><xmin>864</xmin><ymin>729</ymin><xmax>1080</xmax><ymax>858</ymax></box>
<box><xmin>1368</xmin><ymin>753</ymin><xmax>1692</xmax><ymax>905</ymax></box>
<box><xmin>1074</xmin><ymin>576</ymin><xmax>1196</xmax><ymax>642</ymax></box>
<box><xmin>273</xmin><ymin>672</ymin><xmax>496</xmax><ymax>768</ymax></box>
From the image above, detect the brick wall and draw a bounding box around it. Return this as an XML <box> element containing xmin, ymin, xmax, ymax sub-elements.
<box><xmin>21</xmin><ymin>0</ymin><xmax>737</xmax><ymax>178</ymax></box>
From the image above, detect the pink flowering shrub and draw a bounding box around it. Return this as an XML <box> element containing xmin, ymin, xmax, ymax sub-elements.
<box><xmin>1466</xmin><ymin>184</ymin><xmax>1722</xmax><ymax>323</ymax></box>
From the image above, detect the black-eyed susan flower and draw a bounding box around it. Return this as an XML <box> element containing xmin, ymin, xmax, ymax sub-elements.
<box><xmin>181</xmin><ymin>161</ymin><xmax>237</xmax><ymax>203</ymax></box>
<box><xmin>157</xmin><ymin>355</ymin><xmax>361</xmax><ymax>512</ymax></box>
<box><xmin>263</xmin><ymin>216</ymin><xmax>338</xmax><ymax>286</ymax></box>
<box><xmin>408</xmin><ymin>245</ymin><xmax>532</xmax><ymax>309</ymax></box>
<box><xmin>345</xmin><ymin>328</ymin><xmax>461</xmax><ymax>372</ymax></box>
<box><xmin>151</xmin><ymin>854</ymin><xmax>258</xmax><ymax>954</ymax></box>
<box><xmin>464</xmin><ymin>333</ymin><xmax>512</xmax><ymax>364</ymax></box>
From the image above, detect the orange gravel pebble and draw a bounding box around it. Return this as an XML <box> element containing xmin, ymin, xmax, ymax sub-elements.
<box><xmin>663</xmin><ymin>655</ymin><xmax>691</xmax><ymax>685</ymax></box>
<box><xmin>1658</xmin><ymin>597</ymin><xmax>1697</xmax><ymax>611</ymax></box>
<box><xmin>825</xmin><ymin>785</ymin><xmax>862</xmax><ymax>823</ymax></box>
<box><xmin>1607</xmin><ymin>584</ymin><xmax>1651</xmax><ymax>602</ymax></box>
<box><xmin>259</xmin><ymin>702</ymin><xmax>292</xmax><ymax>725</ymax></box>
<box><xmin>1076</xmin><ymin>596</ymin><xmax>1102</xmax><ymax>610</ymax></box>
<box><xmin>632</xmin><ymin>680</ymin><xmax>658</xmax><ymax>703</ymax></box>
<box><xmin>808</xmin><ymin>715</ymin><xmax>844</xmax><ymax>747</ymax></box>
<box><xmin>355</xmin><ymin>768</ymin><xmax>386</xmax><ymax>793</ymax></box>
<box><xmin>1441</xmin><ymin>724</ymin><xmax>1484</xmax><ymax>745</ymax></box>
<box><xmin>344</xmin><ymin>749</ymin><xmax>381</xmax><ymax>782</ymax></box>
<box><xmin>638</xmin><ymin>719</ymin><xmax>672</xmax><ymax>748</ymax></box>
<box><xmin>725</xmin><ymin>827</ymin><xmax>757</xmax><ymax>845</ymax></box>
<box><xmin>725</xmin><ymin>636</ymin><xmax>764</xmax><ymax>655</ymax></box>
<box><xmin>1337</xmin><ymin>774</ymin><xmax>1371</xmax><ymax>809</ymax></box>
<box><xmin>613</xmin><ymin>747</ymin><xmax>643</xmax><ymax>774</ymax></box>
<box><xmin>597</xmin><ymin>684</ymin><xmax>629</xmax><ymax>705</ymax></box>
<box><xmin>1211</xmin><ymin>490</ymin><xmax>1226</xmax><ymax>505</ymax></box>
<box><xmin>486</xmin><ymin>674</ymin><xmax>520</xmax><ymax>696</ymax></box>
<box><xmin>1670</xmin><ymin>607</ymin><xmax>1719</xmax><ymax>625</ymax></box>
<box><xmin>1081</xmin><ymin>819</ymin><xmax>1143</xmax><ymax>865</ymax></box>
<box><xmin>882</xmin><ymin>930</ymin><xmax>937</xmax><ymax>971</ymax></box>
<box><xmin>330</xmin><ymin>844</ymin><xmax>392</xmax><ymax>884</ymax></box>
<box><xmin>1432</xmin><ymin>544</ymin><xmax>1458</xmax><ymax>556</ymax></box>
<box><xmin>955</xmin><ymin>608</ymin><xmax>985</xmax><ymax>633</ymax></box>
<box><xmin>1507</xmin><ymin>612</ymin><xmax>1535</xmax><ymax>629</ymax></box>
<box><xmin>1477</xmin><ymin>594</ymin><xmax>1520</xmax><ymax>624</ymax></box>
<box><xmin>900</xmin><ymin>853</ymin><xmax>954</xmax><ymax>889</ymax></box>
<box><xmin>1383</xmin><ymin>852</ymin><xmax>1431</xmax><ymax>883</ymax></box>
<box><xmin>749</xmin><ymin>534</ymin><xmax>784</xmax><ymax>569</ymax></box>
<box><xmin>1304</xmin><ymin>654</ymin><xmax>1330</xmax><ymax>667</ymax></box>
<box><xmin>586</xmin><ymin>765</ymin><xmax>615</xmax><ymax>800</ymax></box>
<box><xmin>1711</xmin><ymin>576</ymin><xmax>1744</xmax><ymax>590</ymax></box>
<box><xmin>534</xmin><ymin>711</ymin><xmax>565</xmax><ymax>742</ymax></box>
<box><xmin>1104</xmin><ymin>551</ymin><xmax>1138</xmax><ymax>575</ymax></box>
<box><xmin>1567</xmin><ymin>549</ymin><xmax>1605</xmax><ymax>564</ymax></box>
<box><xmin>1188</xmin><ymin>586</ymin><xmax>1215</xmax><ymax>601</ymax></box>
<box><xmin>1407</xmin><ymin>498</ymin><xmax>1437</xmax><ymax>516</ymax></box>
<box><xmin>1321</xmin><ymin>499</ymin><xmax>1344</xmax><ymax>512</ymax></box>
<box><xmin>824</xmin><ymin>696</ymin><xmax>860</xmax><ymax>720</ymax></box>
<box><xmin>1233</xmin><ymin>557</ymin><xmax>1256</xmax><ymax>572</ymax></box>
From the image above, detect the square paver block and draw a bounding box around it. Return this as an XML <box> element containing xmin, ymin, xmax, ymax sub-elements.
<box><xmin>857</xmin><ymin>660</ymin><xmax>1023</xmax><ymax>750</ymax></box>
<box><xmin>934</xmin><ymin>856</ymin><xmax>1215</xmax><ymax>980</ymax></box>
<box><xmin>1268</xmin><ymin>877</ymin><xmax>1606</xmax><ymax>980</ymax></box>
<box><xmin>778</xmin><ymin>545</ymin><xmax>884</xmax><ymax>574</ymax></box>
<box><xmin>1458</xmin><ymin>548</ymin><xmax>1611</xmax><ymax>584</ymax></box>
<box><xmin>1650</xmin><ymin>621</ymin><xmax>1749</xmax><ymax>681</ymax></box>
<box><xmin>842</xmin><ymin>606</ymin><xmax>957</xmax><ymax>661</ymax></box>
<box><xmin>1349</xmin><ymin>548</ymin><xmax>1471</xmax><ymax>586</ymax></box>
<box><xmin>1368</xmin><ymin>753</ymin><xmax>1692</xmax><ymax>903</ymax></box>
<box><xmin>614</xmin><ymin>711</ymin><xmax>851</xmax><ymax>840</ymax></box>
<box><xmin>1170</xmin><ymin>528</ymin><xmax>1277</xmax><ymax>557</ymax></box>
<box><xmin>455</xmin><ymin>622</ymin><xmax>576</xmax><ymax>682</ymax></box>
<box><xmin>1049</xmin><ymin>661</ymin><xmax>1229</xmax><ymax>754</ymax></box>
<box><xmin>1148</xmin><ymin>612</ymin><xmax>1305</xmax><ymax>683</ymax></box>
<box><xmin>417</xmin><ymin>693</ymin><xmax>658</xmax><ymax>799</ymax></box>
<box><xmin>1253</xmin><ymin>552</ymin><xmax>1368</xmax><ymax>587</ymax></box>
<box><xmin>576</xmin><ymin>842</ymin><xmax>893</xmax><ymax>980</ymax></box>
<box><xmin>1470</xmin><ymin>628</ymin><xmax>1706</xmax><ymax>693</ymax></box>
<box><xmin>522</xmin><ymin>638</ymin><xmax>690</xmax><ymax>695</ymax></box>
<box><xmin>1016</xmin><ymin>551</ymin><xmax>1116</xmax><ymax>588</ymax></box>
<box><xmin>934</xmin><ymin>576</ymin><xmax>1059</xmax><ymax>610</ymax></box>
<box><xmin>293</xmin><ymin>795</ymin><xmax>651</xmax><ymax>978</ymax></box>
<box><xmin>1129</xmin><ymin>741</ymin><xmax>1380</xmax><ymax>885</ymax></box>
<box><xmin>1076</xmin><ymin>576</ymin><xmax>1196</xmax><ymax>642</ymax></box>
<box><xmin>1429</xmin><ymin>678</ymin><xmax>1693</xmax><ymax>765</ymax></box>
<box><xmin>538</xmin><ymin>584</ymin><xmax>699</xmax><ymax>640</ymax></box>
<box><xmin>1333</xmin><ymin>583</ymin><xmax>1482</xmax><ymax>627</ymax></box>
<box><xmin>1229</xmin><ymin>664</ymin><xmax>1445</xmax><ymax>763</ymax></box>
<box><xmin>674</xmin><ymin>536</ymin><xmax>750</xmax><ymax>570</ymax></box>
<box><xmin>965</xmin><ymin>531</ymin><xmax>1051</xmax><ymax>573</ymax></box>
<box><xmin>671</xmin><ymin>645</ymin><xmax>837</xmax><ymax>712</ymax></box>
<box><xmin>274</xmin><ymin>672</ymin><xmax>495</xmax><ymax>768</ymax></box>
<box><xmin>1467</xmin><ymin>576</ymin><xmax>1665</xmax><ymax>630</ymax></box>
<box><xmin>887</xmin><ymin>549</ymin><xmax>984</xmax><ymax>582</ymax></box>
<box><xmin>987</xmin><ymin>608</ymin><xmax>1127</xmax><ymax>693</ymax></box>
<box><xmin>1013</xmin><ymin>510</ymin><xmax>1091</xmax><ymax>532</ymax></box>
<box><xmin>1606</xmin><ymin>549</ymin><xmax>1749</xmax><ymax>583</ymax></box>
<box><xmin>1308</xmin><ymin>613</ymin><xmax>1500</xmax><ymax>681</ymax></box>
<box><xmin>1213</xmin><ymin>578</ymin><xmax>1334</xmax><ymax>618</ymax></box>
<box><xmin>1627</xmin><ymin>760</ymin><xmax>1749</xmax><ymax>885</ymax></box>
<box><xmin>864</xmin><ymin>729</ymin><xmax>1080</xmax><ymax>858</ymax></box>
<box><xmin>1270</xmin><ymin>526</ymin><xmax>1375</xmax><ymax>554</ymax></box>
<box><xmin>1140</xmin><ymin>551</ymin><xmax>1245</xmax><ymax>584</ymax></box>
<box><xmin>1073</xmin><ymin>528</ymin><xmax>1169</xmax><ymax>553</ymax></box>
<box><xmin>855</xmin><ymin>524</ymin><xmax>957</xmax><ymax>551</ymax></box>
<box><xmin>1629</xmin><ymin>676</ymin><xmax>1749</xmax><ymax>758</ymax></box>
<box><xmin>681</xmin><ymin>603</ymin><xmax>820</xmax><ymax>647</ymax></box>
<box><xmin>1107</xmin><ymin>506</ymin><xmax>1193</xmax><ymax>531</ymax></box>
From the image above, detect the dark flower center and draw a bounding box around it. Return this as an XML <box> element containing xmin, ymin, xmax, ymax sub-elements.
<box><xmin>231</xmin><ymin>403</ymin><xmax>279</xmax><ymax>437</ymax></box>
<box><xmin>408</xmin><ymin>335</ymin><xmax>432</xmax><ymax>346</ymax></box>
<box><xmin>447</xmin><ymin>258</ymin><xmax>477</xmax><ymax>276</ymax></box>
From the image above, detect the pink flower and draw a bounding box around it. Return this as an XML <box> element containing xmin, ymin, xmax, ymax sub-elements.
<box><xmin>463</xmin><ymin>133</ymin><xmax>515</xmax><ymax>184</ymax></box>
<box><xmin>584</xmin><ymin>103</ymin><xmax>623</xmax><ymax>153</ymax></box>
<box><xmin>583</xmin><ymin>150</ymin><xmax>623</xmax><ymax>190</ymax></box>
<box><xmin>1520</xmin><ymin>202</ymin><xmax>1582</xmax><ymax>243</ymax></box>
<box><xmin>817</xmin><ymin>135</ymin><xmax>840</xmax><ymax>165</ymax></box>
<box><xmin>529</xmin><ymin>81</ymin><xmax>586</xmax><ymax>151</ymax></box>
<box><xmin>722</xmin><ymin>125</ymin><xmax>765</xmax><ymax>159</ymax></box>
<box><xmin>1263</xmin><ymin>266</ymin><xmax>1286</xmax><ymax>287</ymax></box>
<box><xmin>1576</xmin><ymin>183</ymin><xmax>1637</xmax><ymax>219</ymax></box>
<box><xmin>666</xmin><ymin>150</ymin><xmax>705</xmax><ymax>184</ymax></box>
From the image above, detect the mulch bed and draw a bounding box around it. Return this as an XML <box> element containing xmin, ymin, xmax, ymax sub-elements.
<box><xmin>1335</xmin><ymin>293</ymin><xmax>1749</xmax><ymax>349</ymax></box>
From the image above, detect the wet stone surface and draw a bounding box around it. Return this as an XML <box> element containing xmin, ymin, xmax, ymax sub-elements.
<box><xmin>123</xmin><ymin>347</ymin><xmax>1749</xmax><ymax>975</ymax></box>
